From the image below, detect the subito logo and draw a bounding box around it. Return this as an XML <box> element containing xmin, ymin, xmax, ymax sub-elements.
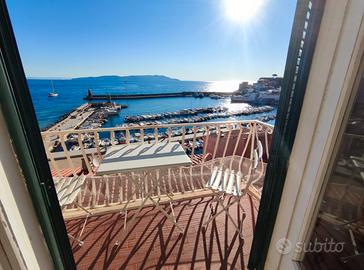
<box><xmin>275</xmin><ymin>238</ymin><xmax>292</xmax><ymax>254</ymax></box>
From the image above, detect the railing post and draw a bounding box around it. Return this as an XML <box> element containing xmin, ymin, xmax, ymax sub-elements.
<box><xmin>167</xmin><ymin>127</ymin><xmax>172</xmax><ymax>142</ymax></box>
<box><xmin>126</xmin><ymin>129</ymin><xmax>130</xmax><ymax>144</ymax></box>
<box><xmin>59</xmin><ymin>132</ymin><xmax>77</xmax><ymax>176</ymax></box>
<box><xmin>110</xmin><ymin>131</ymin><xmax>115</xmax><ymax>146</ymax></box>
<box><xmin>190</xmin><ymin>126</ymin><xmax>197</xmax><ymax>159</ymax></box>
<box><xmin>232</xmin><ymin>123</ymin><xmax>243</xmax><ymax>157</ymax></box>
<box><xmin>212</xmin><ymin>124</ymin><xmax>221</xmax><ymax>160</ymax></box>
<box><xmin>202</xmin><ymin>125</ymin><xmax>210</xmax><ymax>163</ymax></box>
<box><xmin>105</xmin><ymin>176</ymin><xmax>110</xmax><ymax>206</ymax></box>
<box><xmin>78</xmin><ymin>133</ymin><xmax>92</xmax><ymax>174</ymax></box>
<box><xmin>118</xmin><ymin>174</ymin><xmax>123</xmax><ymax>203</ymax></box>
<box><xmin>42</xmin><ymin>134</ymin><xmax>61</xmax><ymax>177</ymax></box>
<box><xmin>140</xmin><ymin>128</ymin><xmax>144</xmax><ymax>144</ymax></box>
<box><xmin>91</xmin><ymin>177</ymin><xmax>96</xmax><ymax>208</ymax></box>
<box><xmin>94</xmin><ymin>131</ymin><xmax>102</xmax><ymax>161</ymax></box>
<box><xmin>181</xmin><ymin>127</ymin><xmax>186</xmax><ymax>147</ymax></box>
<box><xmin>154</xmin><ymin>128</ymin><xmax>159</xmax><ymax>144</ymax></box>
<box><xmin>250</xmin><ymin>122</ymin><xmax>256</xmax><ymax>160</ymax></box>
<box><xmin>222</xmin><ymin>124</ymin><xmax>232</xmax><ymax>158</ymax></box>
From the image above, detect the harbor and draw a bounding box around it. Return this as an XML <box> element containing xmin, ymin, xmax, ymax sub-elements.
<box><xmin>36</xmin><ymin>77</ymin><xmax>280</xmax><ymax>155</ymax></box>
<box><xmin>123</xmin><ymin>105</ymin><xmax>275</xmax><ymax>125</ymax></box>
<box><xmin>37</xmin><ymin>78</ymin><xmax>278</xmax><ymax>192</ymax></box>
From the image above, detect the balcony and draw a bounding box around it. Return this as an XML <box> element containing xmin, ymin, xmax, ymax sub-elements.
<box><xmin>41</xmin><ymin>120</ymin><xmax>273</xmax><ymax>269</ymax></box>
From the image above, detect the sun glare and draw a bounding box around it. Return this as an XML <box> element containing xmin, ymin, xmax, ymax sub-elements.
<box><xmin>224</xmin><ymin>0</ymin><xmax>264</xmax><ymax>24</ymax></box>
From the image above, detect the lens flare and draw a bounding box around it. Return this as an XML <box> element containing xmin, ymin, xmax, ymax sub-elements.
<box><xmin>224</xmin><ymin>0</ymin><xmax>264</xmax><ymax>24</ymax></box>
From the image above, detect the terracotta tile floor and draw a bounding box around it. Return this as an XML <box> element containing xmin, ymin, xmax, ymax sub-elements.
<box><xmin>66</xmin><ymin>195</ymin><xmax>260</xmax><ymax>269</ymax></box>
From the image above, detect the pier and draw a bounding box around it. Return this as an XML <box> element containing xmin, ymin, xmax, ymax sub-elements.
<box><xmin>45</xmin><ymin>102</ymin><xmax>126</xmax><ymax>133</ymax></box>
<box><xmin>83</xmin><ymin>90</ymin><xmax>233</xmax><ymax>100</ymax></box>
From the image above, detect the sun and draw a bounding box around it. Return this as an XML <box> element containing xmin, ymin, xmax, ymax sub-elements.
<box><xmin>224</xmin><ymin>0</ymin><xmax>264</xmax><ymax>24</ymax></box>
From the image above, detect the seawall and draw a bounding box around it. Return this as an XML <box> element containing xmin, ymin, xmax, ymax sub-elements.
<box><xmin>83</xmin><ymin>91</ymin><xmax>233</xmax><ymax>100</ymax></box>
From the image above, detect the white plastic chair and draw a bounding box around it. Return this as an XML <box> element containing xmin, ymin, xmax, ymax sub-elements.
<box><xmin>54</xmin><ymin>174</ymin><xmax>92</xmax><ymax>246</ymax></box>
<box><xmin>204</xmin><ymin>140</ymin><xmax>263</xmax><ymax>238</ymax></box>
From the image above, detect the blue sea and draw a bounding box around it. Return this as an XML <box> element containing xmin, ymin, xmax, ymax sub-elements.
<box><xmin>27</xmin><ymin>76</ymin><xmax>276</xmax><ymax>129</ymax></box>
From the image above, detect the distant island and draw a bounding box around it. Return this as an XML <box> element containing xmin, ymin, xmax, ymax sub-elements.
<box><xmin>28</xmin><ymin>75</ymin><xmax>191</xmax><ymax>83</ymax></box>
<box><xmin>71</xmin><ymin>74</ymin><xmax>183</xmax><ymax>82</ymax></box>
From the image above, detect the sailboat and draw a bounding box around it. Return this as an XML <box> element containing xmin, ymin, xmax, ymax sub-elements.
<box><xmin>48</xmin><ymin>81</ymin><xmax>58</xmax><ymax>97</ymax></box>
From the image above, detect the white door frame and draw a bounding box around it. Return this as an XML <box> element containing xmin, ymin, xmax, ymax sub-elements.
<box><xmin>0</xmin><ymin>56</ymin><xmax>54</xmax><ymax>270</ymax></box>
<box><xmin>265</xmin><ymin>0</ymin><xmax>364</xmax><ymax>269</ymax></box>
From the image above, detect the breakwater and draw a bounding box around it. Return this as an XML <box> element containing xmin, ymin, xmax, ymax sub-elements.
<box><xmin>83</xmin><ymin>91</ymin><xmax>232</xmax><ymax>100</ymax></box>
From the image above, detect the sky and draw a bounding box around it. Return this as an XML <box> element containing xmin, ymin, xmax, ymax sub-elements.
<box><xmin>6</xmin><ymin>0</ymin><xmax>296</xmax><ymax>82</ymax></box>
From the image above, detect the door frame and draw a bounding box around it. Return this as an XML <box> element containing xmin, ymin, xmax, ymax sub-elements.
<box><xmin>248</xmin><ymin>0</ymin><xmax>326</xmax><ymax>269</ymax></box>
<box><xmin>0</xmin><ymin>1</ymin><xmax>76</xmax><ymax>269</ymax></box>
<box><xmin>265</xmin><ymin>0</ymin><xmax>364</xmax><ymax>269</ymax></box>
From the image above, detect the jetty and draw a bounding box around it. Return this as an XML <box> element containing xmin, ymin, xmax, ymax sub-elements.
<box><xmin>45</xmin><ymin>102</ymin><xmax>126</xmax><ymax>133</ymax></box>
<box><xmin>83</xmin><ymin>89</ymin><xmax>233</xmax><ymax>100</ymax></box>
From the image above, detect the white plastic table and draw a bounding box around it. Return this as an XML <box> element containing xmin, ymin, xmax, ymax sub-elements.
<box><xmin>96</xmin><ymin>142</ymin><xmax>191</xmax><ymax>175</ymax></box>
<box><xmin>95</xmin><ymin>142</ymin><xmax>191</xmax><ymax>243</ymax></box>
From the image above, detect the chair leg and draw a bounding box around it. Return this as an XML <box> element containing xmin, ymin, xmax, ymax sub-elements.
<box><xmin>203</xmin><ymin>192</ymin><xmax>223</xmax><ymax>229</ymax></box>
<box><xmin>123</xmin><ymin>210</ymin><xmax>128</xmax><ymax>230</ymax></box>
<box><xmin>204</xmin><ymin>196</ymin><xmax>245</xmax><ymax>238</ymax></box>
<box><xmin>68</xmin><ymin>233</ymin><xmax>84</xmax><ymax>246</ymax></box>
<box><xmin>68</xmin><ymin>203</ymin><xmax>92</xmax><ymax>246</ymax></box>
<box><xmin>204</xmin><ymin>193</ymin><xmax>230</xmax><ymax>226</ymax></box>
<box><xmin>78</xmin><ymin>213</ymin><xmax>90</xmax><ymax>239</ymax></box>
<box><xmin>67</xmin><ymin>204</ymin><xmax>93</xmax><ymax>246</ymax></box>
<box><xmin>115</xmin><ymin>174</ymin><xmax>142</xmax><ymax>238</ymax></box>
<box><xmin>115</xmin><ymin>194</ymin><xmax>151</xmax><ymax>245</ymax></box>
<box><xmin>149</xmin><ymin>196</ymin><xmax>184</xmax><ymax>232</ymax></box>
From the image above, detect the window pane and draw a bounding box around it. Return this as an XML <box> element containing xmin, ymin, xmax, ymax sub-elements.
<box><xmin>303</xmin><ymin>72</ymin><xmax>364</xmax><ymax>269</ymax></box>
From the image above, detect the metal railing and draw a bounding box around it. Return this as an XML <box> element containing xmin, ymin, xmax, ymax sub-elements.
<box><xmin>41</xmin><ymin>120</ymin><xmax>273</xmax><ymax>217</ymax></box>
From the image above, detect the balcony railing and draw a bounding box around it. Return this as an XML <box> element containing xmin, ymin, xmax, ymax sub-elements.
<box><xmin>41</xmin><ymin>120</ymin><xmax>273</xmax><ymax>218</ymax></box>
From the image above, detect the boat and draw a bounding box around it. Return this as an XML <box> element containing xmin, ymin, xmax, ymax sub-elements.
<box><xmin>70</xmin><ymin>145</ymin><xmax>80</xmax><ymax>151</ymax></box>
<box><xmin>193</xmin><ymin>92</ymin><xmax>204</xmax><ymax>98</ymax></box>
<box><xmin>48</xmin><ymin>81</ymin><xmax>59</xmax><ymax>97</ymax></box>
<box><xmin>210</xmin><ymin>94</ymin><xmax>225</xmax><ymax>99</ymax></box>
<box><xmin>104</xmin><ymin>108</ymin><xmax>119</xmax><ymax>115</ymax></box>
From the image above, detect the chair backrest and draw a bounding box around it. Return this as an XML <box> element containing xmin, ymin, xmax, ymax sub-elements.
<box><xmin>257</xmin><ymin>140</ymin><xmax>263</xmax><ymax>159</ymax></box>
<box><xmin>225</xmin><ymin>170</ymin><xmax>242</xmax><ymax>196</ymax></box>
<box><xmin>253</xmin><ymin>139</ymin><xmax>263</xmax><ymax>169</ymax></box>
<box><xmin>205</xmin><ymin>166</ymin><xmax>218</xmax><ymax>188</ymax></box>
<box><xmin>55</xmin><ymin>174</ymin><xmax>86</xmax><ymax>207</ymax></box>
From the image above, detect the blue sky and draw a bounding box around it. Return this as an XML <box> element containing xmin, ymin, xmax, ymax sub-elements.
<box><xmin>6</xmin><ymin>0</ymin><xmax>296</xmax><ymax>82</ymax></box>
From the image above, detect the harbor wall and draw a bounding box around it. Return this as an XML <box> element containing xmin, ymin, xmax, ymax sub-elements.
<box><xmin>83</xmin><ymin>91</ymin><xmax>233</xmax><ymax>100</ymax></box>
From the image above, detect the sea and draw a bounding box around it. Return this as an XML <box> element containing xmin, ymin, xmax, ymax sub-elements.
<box><xmin>27</xmin><ymin>76</ymin><xmax>277</xmax><ymax>130</ymax></box>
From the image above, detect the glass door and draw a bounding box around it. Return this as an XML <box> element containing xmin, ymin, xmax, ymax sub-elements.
<box><xmin>302</xmin><ymin>59</ymin><xmax>364</xmax><ymax>269</ymax></box>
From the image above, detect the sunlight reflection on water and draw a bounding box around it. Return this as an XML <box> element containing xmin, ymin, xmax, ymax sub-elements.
<box><xmin>204</xmin><ymin>80</ymin><xmax>241</xmax><ymax>93</ymax></box>
<box><xmin>219</xmin><ymin>98</ymin><xmax>251</xmax><ymax>112</ymax></box>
